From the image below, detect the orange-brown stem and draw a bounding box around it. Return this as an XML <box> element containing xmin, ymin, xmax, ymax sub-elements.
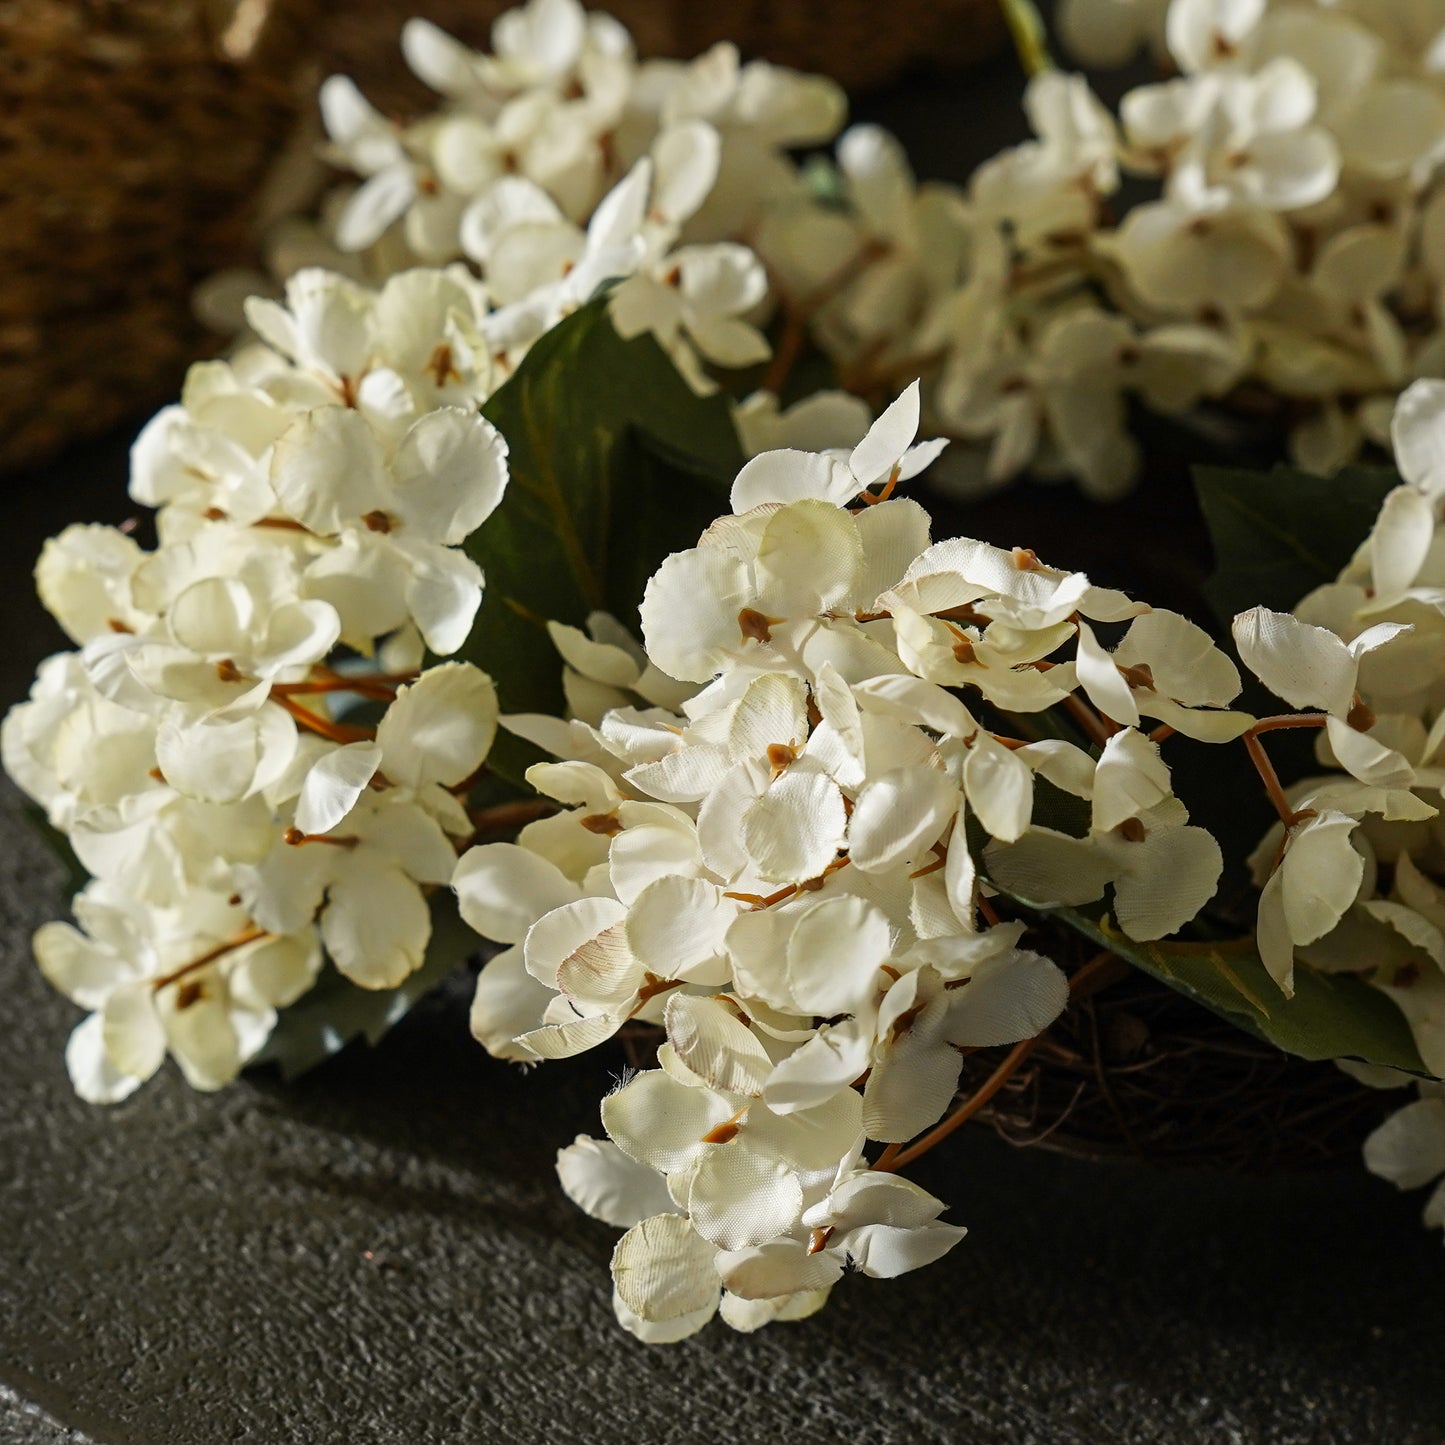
<box><xmin>152</xmin><ymin>927</ymin><xmax>268</xmax><ymax>992</ymax></box>
<box><xmin>275</xmin><ymin>694</ymin><xmax>375</xmax><ymax>745</ymax></box>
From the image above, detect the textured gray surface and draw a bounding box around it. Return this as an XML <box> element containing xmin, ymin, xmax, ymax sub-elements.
<box><xmin>4</xmin><ymin>450</ymin><xmax>1445</xmax><ymax>1445</ymax></box>
<box><xmin>4</xmin><ymin>787</ymin><xmax>1445</xmax><ymax>1445</ymax></box>
<box><xmin>5</xmin><ymin>57</ymin><xmax>1445</xmax><ymax>1445</ymax></box>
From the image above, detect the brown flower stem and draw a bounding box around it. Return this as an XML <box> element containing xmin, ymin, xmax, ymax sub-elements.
<box><xmin>1063</xmin><ymin>693</ymin><xmax>1113</xmax><ymax>749</ymax></box>
<box><xmin>274</xmin><ymin>694</ymin><xmax>375</xmax><ymax>745</ymax></box>
<box><xmin>1249</xmin><ymin>713</ymin><xmax>1329</xmax><ymax>736</ymax></box>
<box><xmin>881</xmin><ymin>1036</ymin><xmax>1043</xmax><ymax>1171</ymax></box>
<box><xmin>872</xmin><ymin>950</ymin><xmax>1126</xmax><ymax>1173</ymax></box>
<box><xmin>761</xmin><ymin>307</ymin><xmax>808</xmax><ymax>395</ymax></box>
<box><xmin>151</xmin><ymin>927</ymin><xmax>269</xmax><ymax>992</ymax></box>
<box><xmin>272</xmin><ymin>677</ymin><xmax>399</xmax><ymax>702</ymax></box>
<box><xmin>1242</xmin><ymin>730</ymin><xmax>1297</xmax><ymax>825</ymax></box>
<box><xmin>467</xmin><ymin>799</ymin><xmax>559</xmax><ymax>834</ymax></box>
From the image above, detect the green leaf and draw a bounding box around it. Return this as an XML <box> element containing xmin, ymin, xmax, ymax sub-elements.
<box><xmin>251</xmin><ymin>891</ymin><xmax>481</xmax><ymax>1082</ymax></box>
<box><xmin>993</xmin><ymin>886</ymin><xmax>1434</xmax><ymax>1078</ymax></box>
<box><xmin>461</xmin><ymin>297</ymin><xmax>743</xmax><ymax>774</ymax></box>
<box><xmin>1194</xmin><ymin>462</ymin><xmax>1398</xmax><ymax>629</ymax></box>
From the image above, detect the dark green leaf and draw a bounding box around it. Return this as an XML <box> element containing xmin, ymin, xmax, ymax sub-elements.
<box><xmin>992</xmin><ymin>884</ymin><xmax>1434</xmax><ymax>1077</ymax></box>
<box><xmin>251</xmin><ymin>891</ymin><xmax>481</xmax><ymax>1082</ymax></box>
<box><xmin>461</xmin><ymin>297</ymin><xmax>742</xmax><ymax>778</ymax></box>
<box><xmin>1193</xmin><ymin>463</ymin><xmax>1399</xmax><ymax>629</ymax></box>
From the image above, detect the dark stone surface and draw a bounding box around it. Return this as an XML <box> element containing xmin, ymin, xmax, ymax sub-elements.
<box><xmin>5</xmin><ymin>56</ymin><xmax>1445</xmax><ymax>1445</ymax></box>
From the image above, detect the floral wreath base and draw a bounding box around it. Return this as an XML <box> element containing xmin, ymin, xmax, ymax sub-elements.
<box><xmin>10</xmin><ymin>0</ymin><xmax>1445</xmax><ymax>1345</ymax></box>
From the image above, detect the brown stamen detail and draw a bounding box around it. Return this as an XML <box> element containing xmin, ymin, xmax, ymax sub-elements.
<box><xmin>425</xmin><ymin>342</ymin><xmax>461</xmax><ymax>388</ymax></box>
<box><xmin>623</xmin><ymin>973</ymin><xmax>685</xmax><ymax>1022</ymax></box>
<box><xmin>1347</xmin><ymin>695</ymin><xmax>1376</xmax><ymax>733</ymax></box>
<box><xmin>890</xmin><ymin>999</ymin><xmax>928</xmax><ymax>1038</ymax></box>
<box><xmin>879</xmin><ymin>965</ymin><xmax>902</xmax><ymax>982</ymax></box>
<box><xmin>418</xmin><ymin>173</ymin><xmax>440</xmax><ymax>196</ymax></box>
<box><xmin>581</xmin><ymin>811</ymin><xmax>624</xmax><ymax>837</ymax></box>
<box><xmin>361</xmin><ymin>509</ymin><xmax>394</xmax><ymax>534</ymax></box>
<box><xmin>338</xmin><ymin>374</ymin><xmax>359</xmax><ymax>409</ymax></box>
<box><xmin>952</xmin><ymin>638</ymin><xmax>977</xmax><ymax>665</ymax></box>
<box><xmin>148</xmin><ymin>767</ymin><xmax>165</xmax><ymax>783</ymax></box>
<box><xmin>107</xmin><ymin>618</ymin><xmax>134</xmax><ymax>634</ymax></box>
<box><xmin>766</xmin><ymin>742</ymin><xmax>798</xmax><ymax>776</ymax></box>
<box><xmin>738</xmin><ymin>608</ymin><xmax>783</xmax><ymax>645</ymax></box>
<box><xmin>227</xmin><ymin>893</ymin><xmax>242</xmax><ymax>907</ymax></box>
<box><xmin>1118</xmin><ymin>661</ymin><xmax>1154</xmax><ymax>691</ymax></box>
<box><xmin>284</xmin><ymin>827</ymin><xmax>360</xmax><ymax>849</ymax></box>
<box><xmin>701</xmin><ymin>1120</ymin><xmax>742</xmax><ymax>1145</ymax></box>
<box><xmin>216</xmin><ymin>658</ymin><xmax>243</xmax><ymax>683</ymax></box>
<box><xmin>806</xmin><ymin>699</ymin><xmax>823</xmax><ymax>730</ymax></box>
<box><xmin>1011</xmin><ymin>547</ymin><xmax>1041</xmax><ymax>572</ymax></box>
<box><xmin>203</xmin><ymin>506</ymin><xmax>228</xmax><ymax>521</ymax></box>
<box><xmin>175</xmin><ymin>979</ymin><xmax>208</xmax><ymax>1010</ymax></box>
<box><xmin>663</xmin><ymin>264</ymin><xmax>682</xmax><ymax>287</ymax></box>
<box><xmin>253</xmin><ymin>516</ymin><xmax>310</xmax><ymax>532</ymax></box>
<box><xmin>1117</xmin><ymin>816</ymin><xmax>1147</xmax><ymax>843</ymax></box>
<box><xmin>807</xmin><ymin>1226</ymin><xmax>835</xmax><ymax>1255</ymax></box>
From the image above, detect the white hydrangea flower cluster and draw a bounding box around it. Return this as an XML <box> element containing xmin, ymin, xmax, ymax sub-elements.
<box><xmin>2</xmin><ymin>268</ymin><xmax>511</xmax><ymax>1102</ymax></box>
<box><xmin>246</xmin><ymin>0</ymin><xmax>1445</xmax><ymax>502</ymax></box>
<box><xmin>1246</xmin><ymin>378</ymin><xmax>1445</xmax><ymax>1232</ymax></box>
<box><xmin>281</xmin><ymin>0</ymin><xmax>849</xmax><ymax>395</ymax></box>
<box><xmin>1229</xmin><ymin>383</ymin><xmax>1445</xmax><ymax>1036</ymax></box>
<box><xmin>444</xmin><ymin>386</ymin><xmax>1327</xmax><ymax>1340</ymax></box>
<box><xmin>1001</xmin><ymin>0</ymin><xmax>1445</xmax><ymax>485</ymax></box>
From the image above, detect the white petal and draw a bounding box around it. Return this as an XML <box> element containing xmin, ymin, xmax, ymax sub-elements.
<box><xmin>470</xmin><ymin>946</ymin><xmax>553</xmax><ymax>1060</ymax></box>
<box><xmin>730</xmin><ymin>449</ymin><xmax>852</xmax><ymax>514</ymax></box>
<box><xmin>1363</xmin><ymin>1099</ymin><xmax>1445</xmax><ymax>1190</ymax></box>
<box><xmin>742</xmin><ymin>769</ymin><xmax>847</xmax><ymax>884</ymax></box>
<box><xmin>523</xmin><ymin>896</ymin><xmax>627</xmax><ymax>988</ymax></box>
<box><xmin>627</xmin><ymin>876</ymin><xmax>735</xmax><ymax>984</ymax></box>
<box><xmin>664</xmin><ymin>995</ymin><xmax>774</xmax><ymax>1097</ymax></box>
<box><xmin>944</xmin><ymin>949</ymin><xmax>1068</xmax><ymax>1046</ymax></box>
<box><xmin>785</xmin><ymin>895</ymin><xmax>894</xmax><ymax>1016</ymax></box>
<box><xmin>1074</xmin><ymin>621</ymin><xmax>1141</xmax><ymax>728</ymax></box>
<box><xmin>962</xmin><ymin>736</ymin><xmax>1034</xmax><ymax>843</ymax></box>
<box><xmin>849</xmin><ymin>765</ymin><xmax>957</xmax><ymax>872</ymax></box>
<box><xmin>849</xmin><ymin>380</ymin><xmax>922</xmax><ymax>488</ymax></box>
<box><xmin>1112</xmin><ymin>825</ymin><xmax>1223</xmax><ymax>941</ymax></box>
<box><xmin>611</xmin><ymin>1213</ymin><xmax>721</xmax><ymax>1323</ymax></box>
<box><xmin>846</xmin><ymin>1220</ymin><xmax>967</xmax><ymax>1278</ymax></box>
<box><xmin>271</xmin><ymin>407</ymin><xmax>387</xmax><ymax>534</ymax></box>
<box><xmin>688</xmin><ymin>1144</ymin><xmax>804</xmax><ymax>1250</ymax></box>
<box><xmin>557</xmin><ymin>1135</ymin><xmax>678</xmax><ymax>1228</ymax></box>
<box><xmin>1092</xmin><ymin>729</ymin><xmax>1171</xmax><ymax>834</ymax></box>
<box><xmin>1232</xmin><ymin>607</ymin><xmax>1355</xmax><ymax>715</ymax></box>
<box><xmin>322</xmin><ymin>865</ymin><xmax>430</xmax><ymax>989</ymax></box>
<box><xmin>602</xmin><ymin>1070</ymin><xmax>734</xmax><ymax>1174</ymax></box>
<box><xmin>295</xmin><ymin>741</ymin><xmax>383</xmax><ymax>836</ymax></box>
<box><xmin>452</xmin><ymin>843</ymin><xmax>581</xmax><ymax>944</ymax></box>
<box><xmin>65</xmin><ymin>1012</ymin><xmax>144</xmax><ymax>1105</ymax></box>
<box><xmin>389</xmin><ymin>408</ymin><xmax>510</xmax><ymax>545</ymax></box>
<box><xmin>984</xmin><ymin>829</ymin><xmax>1114</xmax><ymax>908</ymax></box>
<box><xmin>376</xmin><ymin>662</ymin><xmax>497</xmax><ymax>791</ymax></box>
<box><xmin>716</xmin><ymin>1240</ymin><xmax>843</xmax><ymax>1300</ymax></box>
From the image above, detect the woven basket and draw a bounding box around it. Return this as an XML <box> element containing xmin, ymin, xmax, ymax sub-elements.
<box><xmin>0</xmin><ymin>0</ymin><xmax>1002</xmax><ymax>476</ymax></box>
